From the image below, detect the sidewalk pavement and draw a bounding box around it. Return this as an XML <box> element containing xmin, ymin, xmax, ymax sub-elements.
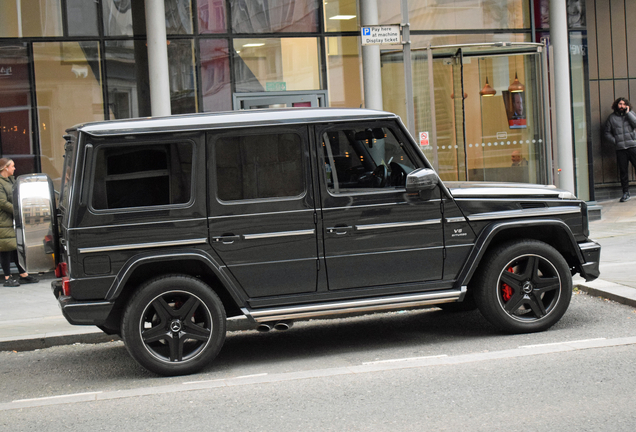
<box><xmin>2</xmin><ymin>198</ymin><xmax>636</xmax><ymax>352</ymax></box>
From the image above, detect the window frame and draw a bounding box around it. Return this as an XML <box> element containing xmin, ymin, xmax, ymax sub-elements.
<box><xmin>86</xmin><ymin>138</ymin><xmax>197</xmax><ymax>214</ymax></box>
<box><xmin>318</xmin><ymin>121</ymin><xmax>420</xmax><ymax>197</ymax></box>
<box><xmin>210</xmin><ymin>126</ymin><xmax>309</xmax><ymax>205</ymax></box>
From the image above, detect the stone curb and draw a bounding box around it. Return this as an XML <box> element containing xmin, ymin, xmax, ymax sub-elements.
<box><xmin>0</xmin><ymin>331</ymin><xmax>119</xmax><ymax>352</ymax></box>
<box><xmin>575</xmin><ymin>279</ymin><xmax>636</xmax><ymax>308</ymax></box>
<box><xmin>0</xmin><ymin>317</ymin><xmax>260</xmax><ymax>353</ymax></box>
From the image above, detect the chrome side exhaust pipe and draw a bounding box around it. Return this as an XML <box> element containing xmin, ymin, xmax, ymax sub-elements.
<box><xmin>273</xmin><ymin>321</ymin><xmax>293</xmax><ymax>331</ymax></box>
<box><xmin>256</xmin><ymin>321</ymin><xmax>294</xmax><ymax>332</ymax></box>
<box><xmin>256</xmin><ymin>323</ymin><xmax>273</xmax><ymax>332</ymax></box>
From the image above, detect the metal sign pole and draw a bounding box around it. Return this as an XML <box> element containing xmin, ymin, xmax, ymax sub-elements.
<box><xmin>401</xmin><ymin>0</ymin><xmax>415</xmax><ymax>138</ymax></box>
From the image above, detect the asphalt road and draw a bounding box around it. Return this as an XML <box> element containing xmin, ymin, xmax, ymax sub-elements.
<box><xmin>1</xmin><ymin>291</ymin><xmax>635</xmax><ymax>431</ymax></box>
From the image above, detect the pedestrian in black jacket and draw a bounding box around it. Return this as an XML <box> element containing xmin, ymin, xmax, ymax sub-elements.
<box><xmin>604</xmin><ymin>97</ymin><xmax>636</xmax><ymax>202</ymax></box>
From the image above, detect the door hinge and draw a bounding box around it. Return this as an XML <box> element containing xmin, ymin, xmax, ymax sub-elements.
<box><xmin>316</xmin><ymin>259</ymin><xmax>320</xmax><ymax>271</ymax></box>
<box><xmin>314</xmin><ymin>211</ymin><xmax>318</xmax><ymax>225</ymax></box>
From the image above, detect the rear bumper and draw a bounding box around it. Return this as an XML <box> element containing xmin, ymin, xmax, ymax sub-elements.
<box><xmin>51</xmin><ymin>280</ymin><xmax>114</xmax><ymax>326</ymax></box>
<box><xmin>578</xmin><ymin>241</ymin><xmax>601</xmax><ymax>282</ymax></box>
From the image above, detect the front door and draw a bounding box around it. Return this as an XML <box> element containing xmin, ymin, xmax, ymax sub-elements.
<box><xmin>317</xmin><ymin>121</ymin><xmax>444</xmax><ymax>291</ymax></box>
<box><xmin>207</xmin><ymin>124</ymin><xmax>320</xmax><ymax>298</ymax></box>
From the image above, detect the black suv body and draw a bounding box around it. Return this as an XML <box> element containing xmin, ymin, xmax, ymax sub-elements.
<box><xmin>14</xmin><ymin>108</ymin><xmax>600</xmax><ymax>375</ymax></box>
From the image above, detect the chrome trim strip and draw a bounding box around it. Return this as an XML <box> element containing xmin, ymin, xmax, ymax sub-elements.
<box><xmin>445</xmin><ymin>217</ymin><xmax>466</xmax><ymax>223</ymax></box>
<box><xmin>449</xmin><ymin>186</ymin><xmax>561</xmax><ymax>198</ymax></box>
<box><xmin>69</xmin><ymin>217</ymin><xmax>208</xmax><ymax>231</ymax></box>
<box><xmin>209</xmin><ymin>209</ymin><xmax>313</xmax><ymax>220</ymax></box>
<box><xmin>243</xmin><ymin>229</ymin><xmax>315</xmax><ymax>240</ymax></box>
<box><xmin>446</xmin><ymin>243</ymin><xmax>474</xmax><ymax>249</ymax></box>
<box><xmin>355</xmin><ymin>219</ymin><xmax>441</xmax><ymax>231</ymax></box>
<box><xmin>579</xmin><ymin>241</ymin><xmax>600</xmax><ymax>250</ymax></box>
<box><xmin>248</xmin><ymin>290</ymin><xmax>463</xmax><ymax>322</ymax></box>
<box><xmin>326</xmin><ymin>245</ymin><xmax>444</xmax><ymax>259</ymax></box>
<box><xmin>64</xmin><ymin>301</ymin><xmax>112</xmax><ymax>310</ymax></box>
<box><xmin>323</xmin><ymin>199</ymin><xmax>442</xmax><ymax>212</ymax></box>
<box><xmin>466</xmin><ymin>206</ymin><xmax>581</xmax><ymax>221</ymax></box>
<box><xmin>79</xmin><ymin>238</ymin><xmax>208</xmax><ymax>254</ymax></box>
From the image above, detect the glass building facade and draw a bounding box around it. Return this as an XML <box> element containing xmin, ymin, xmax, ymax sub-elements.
<box><xmin>0</xmin><ymin>0</ymin><xmax>594</xmax><ymax>199</ymax></box>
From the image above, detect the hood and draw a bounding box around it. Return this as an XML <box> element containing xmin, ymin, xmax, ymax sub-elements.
<box><xmin>444</xmin><ymin>181</ymin><xmax>577</xmax><ymax>199</ymax></box>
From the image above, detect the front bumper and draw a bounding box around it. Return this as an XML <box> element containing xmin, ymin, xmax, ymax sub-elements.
<box><xmin>51</xmin><ymin>280</ymin><xmax>114</xmax><ymax>326</ymax></box>
<box><xmin>578</xmin><ymin>241</ymin><xmax>601</xmax><ymax>282</ymax></box>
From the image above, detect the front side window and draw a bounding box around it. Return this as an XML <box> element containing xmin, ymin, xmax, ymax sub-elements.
<box><xmin>322</xmin><ymin>126</ymin><xmax>416</xmax><ymax>193</ymax></box>
<box><xmin>215</xmin><ymin>132</ymin><xmax>304</xmax><ymax>201</ymax></box>
<box><xmin>92</xmin><ymin>142</ymin><xmax>193</xmax><ymax>210</ymax></box>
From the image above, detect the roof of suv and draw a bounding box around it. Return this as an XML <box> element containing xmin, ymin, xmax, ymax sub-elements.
<box><xmin>68</xmin><ymin>108</ymin><xmax>400</xmax><ymax>137</ymax></box>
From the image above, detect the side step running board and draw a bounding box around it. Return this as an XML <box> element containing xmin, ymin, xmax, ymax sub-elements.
<box><xmin>244</xmin><ymin>287</ymin><xmax>467</xmax><ymax>323</ymax></box>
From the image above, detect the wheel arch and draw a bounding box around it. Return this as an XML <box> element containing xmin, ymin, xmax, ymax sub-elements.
<box><xmin>101</xmin><ymin>250</ymin><xmax>244</xmax><ymax>333</ymax></box>
<box><xmin>456</xmin><ymin>219</ymin><xmax>583</xmax><ymax>291</ymax></box>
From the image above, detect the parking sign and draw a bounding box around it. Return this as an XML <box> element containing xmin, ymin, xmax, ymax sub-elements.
<box><xmin>360</xmin><ymin>25</ymin><xmax>401</xmax><ymax>45</ymax></box>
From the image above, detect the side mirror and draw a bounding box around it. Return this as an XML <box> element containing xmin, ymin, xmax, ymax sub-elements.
<box><xmin>405</xmin><ymin>168</ymin><xmax>439</xmax><ymax>192</ymax></box>
<box><xmin>13</xmin><ymin>174</ymin><xmax>58</xmax><ymax>273</ymax></box>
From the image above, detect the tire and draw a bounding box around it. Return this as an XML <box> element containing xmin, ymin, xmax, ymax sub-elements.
<box><xmin>121</xmin><ymin>275</ymin><xmax>226</xmax><ymax>376</ymax></box>
<box><xmin>473</xmin><ymin>240</ymin><xmax>572</xmax><ymax>334</ymax></box>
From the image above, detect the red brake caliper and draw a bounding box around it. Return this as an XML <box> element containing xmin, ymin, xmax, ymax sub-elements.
<box><xmin>501</xmin><ymin>266</ymin><xmax>514</xmax><ymax>302</ymax></box>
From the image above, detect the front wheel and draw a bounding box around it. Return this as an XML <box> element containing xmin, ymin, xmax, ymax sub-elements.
<box><xmin>474</xmin><ymin>240</ymin><xmax>572</xmax><ymax>334</ymax></box>
<box><xmin>121</xmin><ymin>275</ymin><xmax>226</xmax><ymax>376</ymax></box>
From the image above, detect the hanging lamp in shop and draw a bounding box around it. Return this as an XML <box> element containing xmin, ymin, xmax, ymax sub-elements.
<box><xmin>480</xmin><ymin>76</ymin><xmax>496</xmax><ymax>96</ymax></box>
<box><xmin>508</xmin><ymin>72</ymin><xmax>525</xmax><ymax>93</ymax></box>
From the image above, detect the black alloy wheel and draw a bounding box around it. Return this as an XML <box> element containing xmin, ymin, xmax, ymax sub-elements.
<box><xmin>474</xmin><ymin>240</ymin><xmax>572</xmax><ymax>333</ymax></box>
<box><xmin>122</xmin><ymin>275</ymin><xmax>226</xmax><ymax>376</ymax></box>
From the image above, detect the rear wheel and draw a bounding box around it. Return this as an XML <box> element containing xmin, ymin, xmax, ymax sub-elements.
<box><xmin>474</xmin><ymin>240</ymin><xmax>572</xmax><ymax>333</ymax></box>
<box><xmin>121</xmin><ymin>275</ymin><xmax>226</xmax><ymax>376</ymax></box>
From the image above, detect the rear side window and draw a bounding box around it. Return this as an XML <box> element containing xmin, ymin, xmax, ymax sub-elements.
<box><xmin>92</xmin><ymin>142</ymin><xmax>193</xmax><ymax>210</ymax></box>
<box><xmin>215</xmin><ymin>132</ymin><xmax>304</xmax><ymax>201</ymax></box>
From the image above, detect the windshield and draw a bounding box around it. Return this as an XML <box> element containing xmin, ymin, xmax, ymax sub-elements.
<box><xmin>59</xmin><ymin>131</ymin><xmax>78</xmax><ymax>211</ymax></box>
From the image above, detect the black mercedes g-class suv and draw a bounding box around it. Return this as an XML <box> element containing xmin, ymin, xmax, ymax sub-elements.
<box><xmin>13</xmin><ymin>108</ymin><xmax>600</xmax><ymax>376</ymax></box>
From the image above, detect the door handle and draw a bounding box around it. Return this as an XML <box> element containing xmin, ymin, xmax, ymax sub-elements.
<box><xmin>212</xmin><ymin>234</ymin><xmax>241</xmax><ymax>245</ymax></box>
<box><xmin>326</xmin><ymin>226</ymin><xmax>352</xmax><ymax>235</ymax></box>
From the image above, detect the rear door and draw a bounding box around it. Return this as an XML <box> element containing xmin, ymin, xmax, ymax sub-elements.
<box><xmin>207</xmin><ymin>124</ymin><xmax>320</xmax><ymax>298</ymax></box>
<box><xmin>317</xmin><ymin>121</ymin><xmax>444</xmax><ymax>291</ymax></box>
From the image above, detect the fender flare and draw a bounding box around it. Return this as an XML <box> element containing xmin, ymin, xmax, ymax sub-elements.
<box><xmin>105</xmin><ymin>248</ymin><xmax>245</xmax><ymax>307</ymax></box>
<box><xmin>455</xmin><ymin>218</ymin><xmax>584</xmax><ymax>290</ymax></box>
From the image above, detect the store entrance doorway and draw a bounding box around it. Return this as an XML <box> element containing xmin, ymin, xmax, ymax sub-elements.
<box><xmin>429</xmin><ymin>45</ymin><xmax>548</xmax><ymax>184</ymax></box>
<box><xmin>390</xmin><ymin>43</ymin><xmax>550</xmax><ymax>185</ymax></box>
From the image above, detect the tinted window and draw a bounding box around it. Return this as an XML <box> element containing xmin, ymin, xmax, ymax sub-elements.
<box><xmin>92</xmin><ymin>142</ymin><xmax>193</xmax><ymax>210</ymax></box>
<box><xmin>215</xmin><ymin>132</ymin><xmax>303</xmax><ymax>201</ymax></box>
<box><xmin>322</xmin><ymin>126</ymin><xmax>416</xmax><ymax>193</ymax></box>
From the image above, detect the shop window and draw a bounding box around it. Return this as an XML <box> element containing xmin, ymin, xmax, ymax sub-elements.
<box><xmin>168</xmin><ymin>39</ymin><xmax>198</xmax><ymax>114</ymax></box>
<box><xmin>166</xmin><ymin>0</ymin><xmax>193</xmax><ymax>34</ymax></box>
<box><xmin>105</xmin><ymin>40</ymin><xmax>150</xmax><ymax>119</ymax></box>
<box><xmin>377</xmin><ymin>0</ymin><xmax>530</xmax><ymax>31</ymax></box>
<box><xmin>215</xmin><ymin>132</ymin><xmax>304</xmax><ymax>201</ymax></box>
<box><xmin>92</xmin><ymin>142</ymin><xmax>193</xmax><ymax>210</ymax></box>
<box><xmin>231</xmin><ymin>0</ymin><xmax>318</xmax><ymax>33</ymax></box>
<box><xmin>200</xmin><ymin>39</ymin><xmax>232</xmax><ymax>112</ymax></box>
<box><xmin>33</xmin><ymin>42</ymin><xmax>104</xmax><ymax>188</ymax></box>
<box><xmin>0</xmin><ymin>0</ymin><xmax>63</xmax><ymax>37</ymax></box>
<box><xmin>323</xmin><ymin>0</ymin><xmax>358</xmax><ymax>32</ymax></box>
<box><xmin>326</xmin><ymin>37</ymin><xmax>363</xmax><ymax>108</ymax></box>
<box><xmin>233</xmin><ymin>38</ymin><xmax>321</xmax><ymax>92</ymax></box>
<box><xmin>0</xmin><ymin>42</ymin><xmax>36</xmax><ymax>176</ymax></box>
<box><xmin>66</xmin><ymin>0</ymin><xmax>99</xmax><ymax>36</ymax></box>
<box><xmin>197</xmin><ymin>0</ymin><xmax>227</xmax><ymax>33</ymax></box>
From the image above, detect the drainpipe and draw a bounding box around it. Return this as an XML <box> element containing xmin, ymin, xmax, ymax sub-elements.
<box><xmin>145</xmin><ymin>0</ymin><xmax>172</xmax><ymax>116</ymax></box>
<box><xmin>549</xmin><ymin>0</ymin><xmax>575</xmax><ymax>193</ymax></box>
<box><xmin>360</xmin><ymin>0</ymin><xmax>383</xmax><ymax>110</ymax></box>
